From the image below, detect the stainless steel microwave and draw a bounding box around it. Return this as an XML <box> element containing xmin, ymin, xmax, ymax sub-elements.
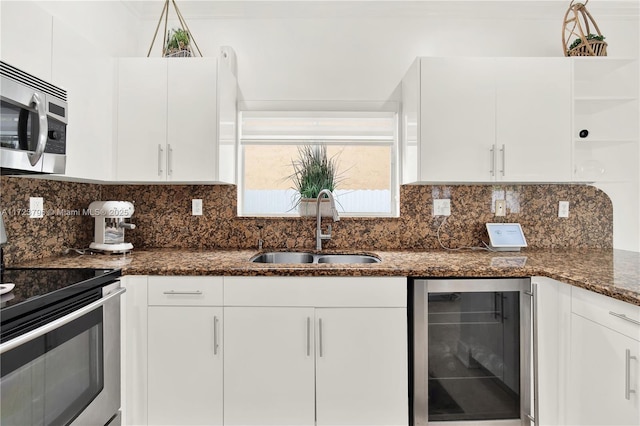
<box><xmin>0</xmin><ymin>61</ymin><xmax>67</xmax><ymax>174</ymax></box>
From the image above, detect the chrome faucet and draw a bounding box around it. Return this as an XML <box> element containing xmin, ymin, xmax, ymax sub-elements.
<box><xmin>316</xmin><ymin>189</ymin><xmax>340</xmax><ymax>250</ymax></box>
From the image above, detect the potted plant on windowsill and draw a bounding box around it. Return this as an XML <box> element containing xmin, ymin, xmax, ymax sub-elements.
<box><xmin>289</xmin><ymin>145</ymin><xmax>341</xmax><ymax>217</ymax></box>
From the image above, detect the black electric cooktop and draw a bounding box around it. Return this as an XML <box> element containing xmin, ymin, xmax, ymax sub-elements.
<box><xmin>0</xmin><ymin>268</ymin><xmax>121</xmax><ymax>341</ymax></box>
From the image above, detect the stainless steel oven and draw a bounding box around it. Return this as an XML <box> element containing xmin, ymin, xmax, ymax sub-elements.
<box><xmin>0</xmin><ymin>61</ymin><xmax>67</xmax><ymax>175</ymax></box>
<box><xmin>411</xmin><ymin>278</ymin><xmax>534</xmax><ymax>426</ymax></box>
<box><xmin>0</xmin><ymin>268</ymin><xmax>124</xmax><ymax>426</ymax></box>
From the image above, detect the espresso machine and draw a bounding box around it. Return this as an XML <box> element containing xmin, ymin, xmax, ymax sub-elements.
<box><xmin>88</xmin><ymin>201</ymin><xmax>136</xmax><ymax>253</ymax></box>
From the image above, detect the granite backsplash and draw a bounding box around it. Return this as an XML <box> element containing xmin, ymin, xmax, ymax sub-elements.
<box><xmin>1</xmin><ymin>176</ymin><xmax>613</xmax><ymax>265</ymax></box>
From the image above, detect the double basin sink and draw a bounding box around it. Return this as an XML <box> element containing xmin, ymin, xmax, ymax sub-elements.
<box><xmin>251</xmin><ymin>252</ymin><xmax>380</xmax><ymax>264</ymax></box>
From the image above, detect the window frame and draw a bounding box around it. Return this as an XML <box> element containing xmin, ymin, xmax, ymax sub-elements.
<box><xmin>237</xmin><ymin>102</ymin><xmax>400</xmax><ymax>218</ymax></box>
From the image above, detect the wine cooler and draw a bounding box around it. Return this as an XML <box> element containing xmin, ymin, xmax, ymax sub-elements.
<box><xmin>411</xmin><ymin>278</ymin><xmax>535</xmax><ymax>426</ymax></box>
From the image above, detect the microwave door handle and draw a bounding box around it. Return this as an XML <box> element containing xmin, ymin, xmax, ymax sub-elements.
<box><xmin>27</xmin><ymin>93</ymin><xmax>48</xmax><ymax>166</ymax></box>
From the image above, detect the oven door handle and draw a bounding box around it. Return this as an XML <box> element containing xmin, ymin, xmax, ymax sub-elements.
<box><xmin>0</xmin><ymin>287</ymin><xmax>126</xmax><ymax>354</ymax></box>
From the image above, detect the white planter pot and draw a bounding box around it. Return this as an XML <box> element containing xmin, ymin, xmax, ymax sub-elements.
<box><xmin>298</xmin><ymin>198</ymin><xmax>332</xmax><ymax>217</ymax></box>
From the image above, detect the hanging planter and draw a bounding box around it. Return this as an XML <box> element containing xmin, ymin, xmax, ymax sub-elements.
<box><xmin>165</xmin><ymin>28</ymin><xmax>192</xmax><ymax>57</ymax></box>
<box><xmin>562</xmin><ymin>0</ymin><xmax>607</xmax><ymax>57</ymax></box>
<box><xmin>147</xmin><ymin>0</ymin><xmax>203</xmax><ymax>58</ymax></box>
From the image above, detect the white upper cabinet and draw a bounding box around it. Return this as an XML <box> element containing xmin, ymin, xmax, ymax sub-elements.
<box><xmin>402</xmin><ymin>57</ymin><xmax>572</xmax><ymax>183</ymax></box>
<box><xmin>116</xmin><ymin>57</ymin><xmax>219</xmax><ymax>182</ymax></box>
<box><xmin>495</xmin><ymin>58</ymin><xmax>572</xmax><ymax>182</ymax></box>
<box><xmin>418</xmin><ymin>57</ymin><xmax>496</xmax><ymax>183</ymax></box>
<box><xmin>52</xmin><ymin>19</ymin><xmax>115</xmax><ymax>181</ymax></box>
<box><xmin>0</xmin><ymin>1</ymin><xmax>53</xmax><ymax>81</ymax></box>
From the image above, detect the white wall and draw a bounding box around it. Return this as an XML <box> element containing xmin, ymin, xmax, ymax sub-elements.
<box><xmin>134</xmin><ymin>3</ymin><xmax>640</xmax><ymax>250</ymax></box>
<box><xmin>135</xmin><ymin>5</ymin><xmax>639</xmax><ymax>102</ymax></box>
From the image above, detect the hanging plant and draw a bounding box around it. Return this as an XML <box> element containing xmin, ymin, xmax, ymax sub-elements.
<box><xmin>165</xmin><ymin>28</ymin><xmax>192</xmax><ymax>57</ymax></box>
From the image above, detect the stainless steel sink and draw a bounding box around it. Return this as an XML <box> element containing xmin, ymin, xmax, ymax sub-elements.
<box><xmin>250</xmin><ymin>252</ymin><xmax>380</xmax><ymax>264</ymax></box>
<box><xmin>250</xmin><ymin>252</ymin><xmax>315</xmax><ymax>264</ymax></box>
<box><xmin>316</xmin><ymin>254</ymin><xmax>380</xmax><ymax>264</ymax></box>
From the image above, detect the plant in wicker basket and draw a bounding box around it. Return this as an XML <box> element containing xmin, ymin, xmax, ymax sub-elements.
<box><xmin>562</xmin><ymin>0</ymin><xmax>607</xmax><ymax>56</ymax></box>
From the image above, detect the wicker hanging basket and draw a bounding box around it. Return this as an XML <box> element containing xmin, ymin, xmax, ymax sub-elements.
<box><xmin>562</xmin><ymin>0</ymin><xmax>608</xmax><ymax>57</ymax></box>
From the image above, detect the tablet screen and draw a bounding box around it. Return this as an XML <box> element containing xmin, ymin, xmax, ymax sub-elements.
<box><xmin>486</xmin><ymin>223</ymin><xmax>527</xmax><ymax>247</ymax></box>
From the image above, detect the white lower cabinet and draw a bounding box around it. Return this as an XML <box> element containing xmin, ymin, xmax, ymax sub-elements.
<box><xmin>532</xmin><ymin>277</ymin><xmax>572</xmax><ymax>426</ymax></box>
<box><xmin>146</xmin><ymin>277</ymin><xmax>224</xmax><ymax>425</ymax></box>
<box><xmin>314</xmin><ymin>308</ymin><xmax>408</xmax><ymax>426</ymax></box>
<box><xmin>128</xmin><ymin>276</ymin><xmax>408</xmax><ymax>426</ymax></box>
<box><xmin>147</xmin><ymin>306</ymin><xmax>223</xmax><ymax>425</ymax></box>
<box><xmin>223</xmin><ymin>276</ymin><xmax>409</xmax><ymax>426</ymax></box>
<box><xmin>567</xmin><ymin>287</ymin><xmax>640</xmax><ymax>426</ymax></box>
<box><xmin>223</xmin><ymin>307</ymin><xmax>316</xmax><ymax>425</ymax></box>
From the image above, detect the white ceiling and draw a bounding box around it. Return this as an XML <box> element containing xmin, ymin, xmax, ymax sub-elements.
<box><xmin>122</xmin><ymin>0</ymin><xmax>640</xmax><ymax>20</ymax></box>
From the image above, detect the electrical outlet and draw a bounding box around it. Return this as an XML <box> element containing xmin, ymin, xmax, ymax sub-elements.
<box><xmin>433</xmin><ymin>199</ymin><xmax>451</xmax><ymax>216</ymax></box>
<box><xmin>495</xmin><ymin>199</ymin><xmax>506</xmax><ymax>217</ymax></box>
<box><xmin>29</xmin><ymin>197</ymin><xmax>44</xmax><ymax>218</ymax></box>
<box><xmin>558</xmin><ymin>201</ymin><xmax>570</xmax><ymax>218</ymax></box>
<box><xmin>192</xmin><ymin>199</ymin><xmax>203</xmax><ymax>216</ymax></box>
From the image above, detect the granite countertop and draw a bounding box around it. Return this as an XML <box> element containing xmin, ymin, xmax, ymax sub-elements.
<box><xmin>13</xmin><ymin>247</ymin><xmax>640</xmax><ymax>306</ymax></box>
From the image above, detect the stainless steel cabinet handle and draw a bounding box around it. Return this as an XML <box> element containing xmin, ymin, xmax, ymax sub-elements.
<box><xmin>28</xmin><ymin>93</ymin><xmax>48</xmax><ymax>167</ymax></box>
<box><xmin>306</xmin><ymin>317</ymin><xmax>311</xmax><ymax>356</ymax></box>
<box><xmin>625</xmin><ymin>349</ymin><xmax>637</xmax><ymax>400</ymax></box>
<box><xmin>213</xmin><ymin>316</ymin><xmax>219</xmax><ymax>355</ymax></box>
<box><xmin>162</xmin><ymin>290</ymin><xmax>203</xmax><ymax>295</ymax></box>
<box><xmin>525</xmin><ymin>285</ymin><xmax>539</xmax><ymax>425</ymax></box>
<box><xmin>609</xmin><ymin>311</ymin><xmax>640</xmax><ymax>326</ymax></box>
<box><xmin>0</xmin><ymin>288</ymin><xmax>126</xmax><ymax>354</ymax></box>
<box><xmin>318</xmin><ymin>318</ymin><xmax>324</xmax><ymax>357</ymax></box>
<box><xmin>500</xmin><ymin>144</ymin><xmax>506</xmax><ymax>177</ymax></box>
<box><xmin>158</xmin><ymin>144</ymin><xmax>164</xmax><ymax>176</ymax></box>
<box><xmin>167</xmin><ymin>144</ymin><xmax>173</xmax><ymax>177</ymax></box>
<box><xmin>492</xmin><ymin>145</ymin><xmax>497</xmax><ymax>176</ymax></box>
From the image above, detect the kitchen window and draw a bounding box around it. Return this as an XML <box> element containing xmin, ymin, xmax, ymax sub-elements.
<box><xmin>239</xmin><ymin>109</ymin><xmax>399</xmax><ymax>217</ymax></box>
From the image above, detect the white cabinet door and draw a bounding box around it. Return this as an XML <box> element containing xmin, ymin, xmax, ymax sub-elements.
<box><xmin>315</xmin><ymin>308</ymin><xmax>409</xmax><ymax>426</ymax></box>
<box><xmin>223</xmin><ymin>307</ymin><xmax>316</xmax><ymax>426</ymax></box>
<box><xmin>568</xmin><ymin>313</ymin><xmax>640</xmax><ymax>426</ymax></box>
<box><xmin>533</xmin><ymin>277</ymin><xmax>572</xmax><ymax>426</ymax></box>
<box><xmin>413</xmin><ymin>57</ymin><xmax>572</xmax><ymax>183</ymax></box>
<box><xmin>147</xmin><ymin>306</ymin><xmax>223</xmax><ymax>425</ymax></box>
<box><xmin>116</xmin><ymin>58</ymin><xmax>167</xmax><ymax>181</ymax></box>
<box><xmin>0</xmin><ymin>1</ymin><xmax>52</xmax><ymax>81</ymax></box>
<box><xmin>167</xmin><ymin>58</ymin><xmax>217</xmax><ymax>181</ymax></box>
<box><xmin>419</xmin><ymin>57</ymin><xmax>496</xmax><ymax>182</ymax></box>
<box><xmin>52</xmin><ymin>19</ymin><xmax>114</xmax><ymax>181</ymax></box>
<box><xmin>495</xmin><ymin>58</ymin><xmax>572</xmax><ymax>182</ymax></box>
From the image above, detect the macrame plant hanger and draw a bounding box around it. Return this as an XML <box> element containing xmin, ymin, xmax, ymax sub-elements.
<box><xmin>147</xmin><ymin>0</ymin><xmax>203</xmax><ymax>57</ymax></box>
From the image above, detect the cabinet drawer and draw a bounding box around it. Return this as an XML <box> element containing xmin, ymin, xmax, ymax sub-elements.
<box><xmin>148</xmin><ymin>276</ymin><xmax>223</xmax><ymax>306</ymax></box>
<box><xmin>572</xmin><ymin>286</ymin><xmax>640</xmax><ymax>341</ymax></box>
<box><xmin>224</xmin><ymin>276</ymin><xmax>406</xmax><ymax>307</ymax></box>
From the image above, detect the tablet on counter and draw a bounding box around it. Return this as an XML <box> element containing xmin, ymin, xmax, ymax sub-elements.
<box><xmin>486</xmin><ymin>223</ymin><xmax>528</xmax><ymax>252</ymax></box>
